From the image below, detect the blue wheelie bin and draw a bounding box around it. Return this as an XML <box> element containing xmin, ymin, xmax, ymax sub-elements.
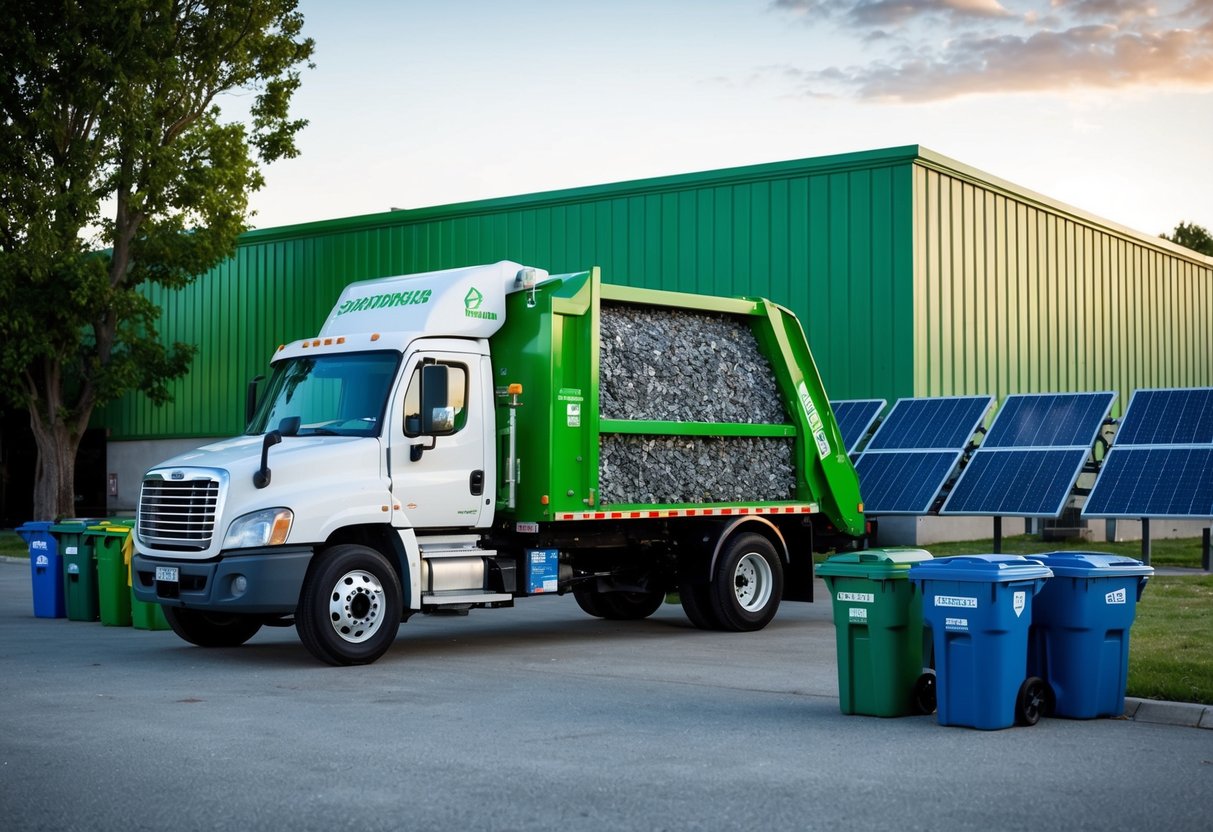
<box><xmin>16</xmin><ymin>521</ymin><xmax>66</xmax><ymax>618</ymax></box>
<box><xmin>1029</xmin><ymin>552</ymin><xmax>1153</xmax><ymax>719</ymax></box>
<box><xmin>910</xmin><ymin>555</ymin><xmax>1052</xmax><ymax>730</ymax></box>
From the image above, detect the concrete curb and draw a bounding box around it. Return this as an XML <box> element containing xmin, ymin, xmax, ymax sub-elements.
<box><xmin>1125</xmin><ymin>697</ymin><xmax>1213</xmax><ymax>729</ymax></box>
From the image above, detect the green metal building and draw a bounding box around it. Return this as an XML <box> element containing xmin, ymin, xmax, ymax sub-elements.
<box><xmin>102</xmin><ymin>144</ymin><xmax>1213</xmax><ymax>511</ymax></box>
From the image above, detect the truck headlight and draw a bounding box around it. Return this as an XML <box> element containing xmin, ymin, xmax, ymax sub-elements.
<box><xmin>223</xmin><ymin>508</ymin><xmax>293</xmax><ymax>549</ymax></box>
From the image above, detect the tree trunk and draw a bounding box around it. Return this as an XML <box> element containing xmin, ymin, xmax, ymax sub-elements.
<box><xmin>28</xmin><ymin>407</ymin><xmax>87</xmax><ymax>521</ymax></box>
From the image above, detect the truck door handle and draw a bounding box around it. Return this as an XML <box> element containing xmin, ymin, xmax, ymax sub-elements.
<box><xmin>470</xmin><ymin>470</ymin><xmax>484</xmax><ymax>496</ymax></box>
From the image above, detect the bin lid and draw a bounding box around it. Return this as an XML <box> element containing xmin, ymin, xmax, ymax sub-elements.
<box><xmin>908</xmin><ymin>554</ymin><xmax>1052</xmax><ymax>583</ymax></box>
<box><xmin>84</xmin><ymin>523</ymin><xmax>134</xmax><ymax>539</ymax></box>
<box><xmin>1030</xmin><ymin>551</ymin><xmax>1154</xmax><ymax>578</ymax></box>
<box><xmin>49</xmin><ymin>518</ymin><xmax>104</xmax><ymax>532</ymax></box>
<box><xmin>817</xmin><ymin>548</ymin><xmax>933</xmax><ymax>579</ymax></box>
<box><xmin>15</xmin><ymin>521</ymin><xmax>55</xmax><ymax>533</ymax></box>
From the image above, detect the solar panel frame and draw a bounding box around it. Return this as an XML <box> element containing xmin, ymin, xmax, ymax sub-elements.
<box><xmin>831</xmin><ymin>399</ymin><xmax>886</xmax><ymax>455</ymax></box>
<box><xmin>940</xmin><ymin>391</ymin><xmax>1115</xmax><ymax>518</ymax></box>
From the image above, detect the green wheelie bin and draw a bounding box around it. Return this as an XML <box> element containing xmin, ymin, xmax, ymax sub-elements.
<box><xmin>120</xmin><ymin>526</ymin><xmax>170</xmax><ymax>630</ymax></box>
<box><xmin>817</xmin><ymin>548</ymin><xmax>936</xmax><ymax>717</ymax></box>
<box><xmin>88</xmin><ymin>523</ymin><xmax>134</xmax><ymax>627</ymax></box>
<box><xmin>50</xmin><ymin>519</ymin><xmax>102</xmax><ymax>622</ymax></box>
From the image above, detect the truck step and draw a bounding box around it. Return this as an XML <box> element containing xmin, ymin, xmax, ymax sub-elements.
<box><xmin>421</xmin><ymin>590</ymin><xmax>512</xmax><ymax>606</ymax></box>
<box><xmin>422</xmin><ymin>548</ymin><xmax>497</xmax><ymax>560</ymax></box>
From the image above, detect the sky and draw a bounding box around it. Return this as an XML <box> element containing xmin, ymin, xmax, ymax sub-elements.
<box><xmin>237</xmin><ymin>0</ymin><xmax>1213</xmax><ymax>240</ymax></box>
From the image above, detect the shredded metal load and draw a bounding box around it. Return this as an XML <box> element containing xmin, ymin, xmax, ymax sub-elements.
<box><xmin>599</xmin><ymin>303</ymin><xmax>788</xmax><ymax>424</ymax></box>
<box><xmin>598</xmin><ymin>303</ymin><xmax>796</xmax><ymax>504</ymax></box>
<box><xmin>599</xmin><ymin>435</ymin><xmax>796</xmax><ymax>505</ymax></box>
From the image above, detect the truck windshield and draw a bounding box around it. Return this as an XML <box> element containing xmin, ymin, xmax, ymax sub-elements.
<box><xmin>247</xmin><ymin>351</ymin><xmax>400</xmax><ymax>438</ymax></box>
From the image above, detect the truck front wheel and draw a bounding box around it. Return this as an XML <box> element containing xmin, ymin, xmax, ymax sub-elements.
<box><xmin>297</xmin><ymin>544</ymin><xmax>403</xmax><ymax>666</ymax></box>
<box><xmin>164</xmin><ymin>607</ymin><xmax>263</xmax><ymax>647</ymax></box>
<box><xmin>709</xmin><ymin>533</ymin><xmax>783</xmax><ymax>632</ymax></box>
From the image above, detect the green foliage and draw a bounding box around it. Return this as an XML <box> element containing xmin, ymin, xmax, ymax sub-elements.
<box><xmin>0</xmin><ymin>0</ymin><xmax>313</xmax><ymax>515</ymax></box>
<box><xmin>1160</xmin><ymin>221</ymin><xmax>1213</xmax><ymax>256</ymax></box>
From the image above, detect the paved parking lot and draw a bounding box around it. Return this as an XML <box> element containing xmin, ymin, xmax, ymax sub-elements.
<box><xmin>0</xmin><ymin>557</ymin><xmax>1210</xmax><ymax>831</ymax></box>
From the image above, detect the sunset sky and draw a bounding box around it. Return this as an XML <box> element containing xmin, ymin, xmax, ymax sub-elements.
<box><xmin>241</xmin><ymin>0</ymin><xmax>1213</xmax><ymax>242</ymax></box>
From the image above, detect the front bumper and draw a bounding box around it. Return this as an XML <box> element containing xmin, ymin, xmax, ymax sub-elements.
<box><xmin>132</xmin><ymin>546</ymin><xmax>314</xmax><ymax>614</ymax></box>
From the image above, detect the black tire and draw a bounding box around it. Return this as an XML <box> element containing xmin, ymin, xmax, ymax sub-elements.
<box><xmin>679</xmin><ymin>581</ymin><xmax>721</xmax><ymax>630</ymax></box>
<box><xmin>597</xmin><ymin>590</ymin><xmax>665</xmax><ymax>620</ymax></box>
<box><xmin>1016</xmin><ymin>676</ymin><xmax>1051</xmax><ymax>726</ymax></box>
<box><xmin>164</xmin><ymin>607</ymin><xmax>263</xmax><ymax>648</ymax></box>
<box><xmin>709</xmin><ymin>532</ymin><xmax>783</xmax><ymax>632</ymax></box>
<box><xmin>912</xmin><ymin>670</ymin><xmax>937</xmax><ymax>715</ymax></box>
<box><xmin>297</xmin><ymin>544</ymin><xmax>403</xmax><ymax>666</ymax></box>
<box><xmin>572</xmin><ymin>585</ymin><xmax>607</xmax><ymax>618</ymax></box>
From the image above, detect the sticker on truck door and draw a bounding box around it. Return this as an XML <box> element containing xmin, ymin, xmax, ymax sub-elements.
<box><xmin>797</xmin><ymin>382</ymin><xmax>832</xmax><ymax>460</ymax></box>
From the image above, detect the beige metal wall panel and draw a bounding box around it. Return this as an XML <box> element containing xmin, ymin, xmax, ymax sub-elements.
<box><xmin>912</xmin><ymin>157</ymin><xmax>1213</xmax><ymax>415</ymax></box>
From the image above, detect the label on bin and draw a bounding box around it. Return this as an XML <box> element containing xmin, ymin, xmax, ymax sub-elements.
<box><xmin>1013</xmin><ymin>591</ymin><xmax>1026</xmax><ymax>618</ymax></box>
<box><xmin>32</xmin><ymin>540</ymin><xmax>47</xmax><ymax>551</ymax></box>
<box><xmin>66</xmin><ymin>546</ymin><xmax>77</xmax><ymax>555</ymax></box>
<box><xmin>68</xmin><ymin>563</ymin><xmax>79</xmax><ymax>575</ymax></box>
<box><xmin>934</xmin><ymin>595</ymin><xmax>977</xmax><ymax>608</ymax></box>
<box><xmin>36</xmin><ymin>554</ymin><xmax>48</xmax><ymax>567</ymax></box>
<box><xmin>837</xmin><ymin>591</ymin><xmax>874</xmax><ymax>603</ymax></box>
<box><xmin>945</xmin><ymin>617</ymin><xmax>968</xmax><ymax>631</ymax></box>
<box><xmin>1105</xmin><ymin>588</ymin><xmax>1127</xmax><ymax>605</ymax></box>
<box><xmin>849</xmin><ymin>607</ymin><xmax>868</xmax><ymax>621</ymax></box>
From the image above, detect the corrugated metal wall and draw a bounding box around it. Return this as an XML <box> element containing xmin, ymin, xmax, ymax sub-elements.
<box><xmin>911</xmin><ymin>154</ymin><xmax>1213</xmax><ymax>413</ymax></box>
<box><xmin>103</xmin><ymin>148</ymin><xmax>917</xmax><ymax>439</ymax></box>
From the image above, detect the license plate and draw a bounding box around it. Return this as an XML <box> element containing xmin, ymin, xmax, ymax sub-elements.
<box><xmin>155</xmin><ymin>566</ymin><xmax>179</xmax><ymax>583</ymax></box>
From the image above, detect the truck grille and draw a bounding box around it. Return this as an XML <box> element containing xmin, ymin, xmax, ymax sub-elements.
<box><xmin>138</xmin><ymin>476</ymin><xmax>221</xmax><ymax>550</ymax></box>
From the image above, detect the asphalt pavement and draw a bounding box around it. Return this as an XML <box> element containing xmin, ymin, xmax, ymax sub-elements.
<box><xmin>0</xmin><ymin>557</ymin><xmax>1210</xmax><ymax>832</ymax></box>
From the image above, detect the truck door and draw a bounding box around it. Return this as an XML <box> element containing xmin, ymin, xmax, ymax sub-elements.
<box><xmin>389</xmin><ymin>346</ymin><xmax>492</xmax><ymax>529</ymax></box>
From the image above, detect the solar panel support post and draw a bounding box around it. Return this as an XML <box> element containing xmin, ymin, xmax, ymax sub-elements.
<box><xmin>993</xmin><ymin>516</ymin><xmax>1002</xmax><ymax>554</ymax></box>
<box><xmin>1202</xmin><ymin>527</ymin><xmax>1210</xmax><ymax>572</ymax></box>
<box><xmin>1140</xmin><ymin>517</ymin><xmax>1151</xmax><ymax>565</ymax></box>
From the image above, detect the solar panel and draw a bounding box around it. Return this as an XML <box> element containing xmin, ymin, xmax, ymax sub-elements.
<box><xmin>831</xmin><ymin>399</ymin><xmax>885</xmax><ymax>455</ymax></box>
<box><xmin>982</xmin><ymin>392</ymin><xmax>1116</xmax><ymax>448</ymax></box>
<box><xmin>941</xmin><ymin>392</ymin><xmax>1115</xmax><ymax>517</ymax></box>
<box><xmin>1082</xmin><ymin>447</ymin><xmax>1213</xmax><ymax>518</ymax></box>
<box><xmin>854</xmin><ymin>395</ymin><xmax>992</xmax><ymax>514</ymax></box>
<box><xmin>855</xmin><ymin>451</ymin><xmax>963</xmax><ymax>514</ymax></box>
<box><xmin>1106</xmin><ymin>388</ymin><xmax>1213</xmax><ymax>446</ymax></box>
<box><xmin>864</xmin><ymin>396</ymin><xmax>993</xmax><ymax>451</ymax></box>
<box><xmin>1083</xmin><ymin>387</ymin><xmax>1213</xmax><ymax>520</ymax></box>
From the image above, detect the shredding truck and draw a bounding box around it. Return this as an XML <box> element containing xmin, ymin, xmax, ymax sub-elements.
<box><xmin>132</xmin><ymin>262</ymin><xmax>865</xmax><ymax>665</ymax></box>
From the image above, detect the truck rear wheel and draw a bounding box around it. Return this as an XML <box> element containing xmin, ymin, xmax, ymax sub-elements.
<box><xmin>709</xmin><ymin>533</ymin><xmax>782</xmax><ymax>631</ymax></box>
<box><xmin>297</xmin><ymin>544</ymin><xmax>402</xmax><ymax>666</ymax></box>
<box><xmin>678</xmin><ymin>582</ymin><xmax>721</xmax><ymax>630</ymax></box>
<box><xmin>164</xmin><ymin>607</ymin><xmax>263</xmax><ymax>647</ymax></box>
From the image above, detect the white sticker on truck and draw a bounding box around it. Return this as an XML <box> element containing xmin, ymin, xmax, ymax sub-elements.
<box><xmin>797</xmin><ymin>382</ymin><xmax>832</xmax><ymax>461</ymax></box>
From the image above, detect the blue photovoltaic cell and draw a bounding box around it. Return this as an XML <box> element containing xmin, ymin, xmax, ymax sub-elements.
<box><xmin>832</xmin><ymin>399</ymin><xmax>885</xmax><ymax>454</ymax></box>
<box><xmin>1083</xmin><ymin>447</ymin><xmax>1213</xmax><ymax>518</ymax></box>
<box><xmin>983</xmin><ymin>392</ymin><xmax>1115</xmax><ymax>448</ymax></box>
<box><xmin>941</xmin><ymin>449</ymin><xmax>1090</xmax><ymax>517</ymax></box>
<box><xmin>865</xmin><ymin>396</ymin><xmax>992</xmax><ymax>451</ymax></box>
<box><xmin>855</xmin><ymin>451</ymin><xmax>961</xmax><ymax>514</ymax></box>
<box><xmin>1112</xmin><ymin>388</ymin><xmax>1213</xmax><ymax>446</ymax></box>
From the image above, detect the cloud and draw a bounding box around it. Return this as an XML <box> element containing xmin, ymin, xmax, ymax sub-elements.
<box><xmin>773</xmin><ymin>0</ymin><xmax>1013</xmax><ymax>25</ymax></box>
<box><xmin>771</xmin><ymin>0</ymin><xmax>1213</xmax><ymax>101</ymax></box>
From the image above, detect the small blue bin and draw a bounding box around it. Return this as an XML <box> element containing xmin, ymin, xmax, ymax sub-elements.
<box><xmin>910</xmin><ymin>555</ymin><xmax>1052</xmax><ymax>730</ymax></box>
<box><xmin>15</xmin><ymin>521</ymin><xmax>66</xmax><ymax>618</ymax></box>
<box><xmin>1029</xmin><ymin>552</ymin><xmax>1153</xmax><ymax>719</ymax></box>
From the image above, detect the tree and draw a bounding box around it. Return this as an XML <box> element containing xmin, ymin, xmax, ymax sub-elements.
<box><xmin>0</xmin><ymin>1</ymin><xmax>314</xmax><ymax>519</ymax></box>
<box><xmin>1160</xmin><ymin>221</ymin><xmax>1213</xmax><ymax>257</ymax></box>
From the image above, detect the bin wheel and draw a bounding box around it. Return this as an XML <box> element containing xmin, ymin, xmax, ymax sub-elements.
<box><xmin>912</xmin><ymin>670</ymin><xmax>937</xmax><ymax>715</ymax></box>
<box><xmin>297</xmin><ymin>544</ymin><xmax>402</xmax><ymax>666</ymax></box>
<box><xmin>1016</xmin><ymin>676</ymin><xmax>1052</xmax><ymax>726</ymax></box>
<box><xmin>164</xmin><ymin>607</ymin><xmax>262</xmax><ymax>648</ymax></box>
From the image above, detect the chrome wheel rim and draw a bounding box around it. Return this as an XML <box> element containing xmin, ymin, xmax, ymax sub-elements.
<box><xmin>328</xmin><ymin>569</ymin><xmax>385</xmax><ymax>643</ymax></box>
<box><xmin>733</xmin><ymin>552</ymin><xmax>773</xmax><ymax>612</ymax></box>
